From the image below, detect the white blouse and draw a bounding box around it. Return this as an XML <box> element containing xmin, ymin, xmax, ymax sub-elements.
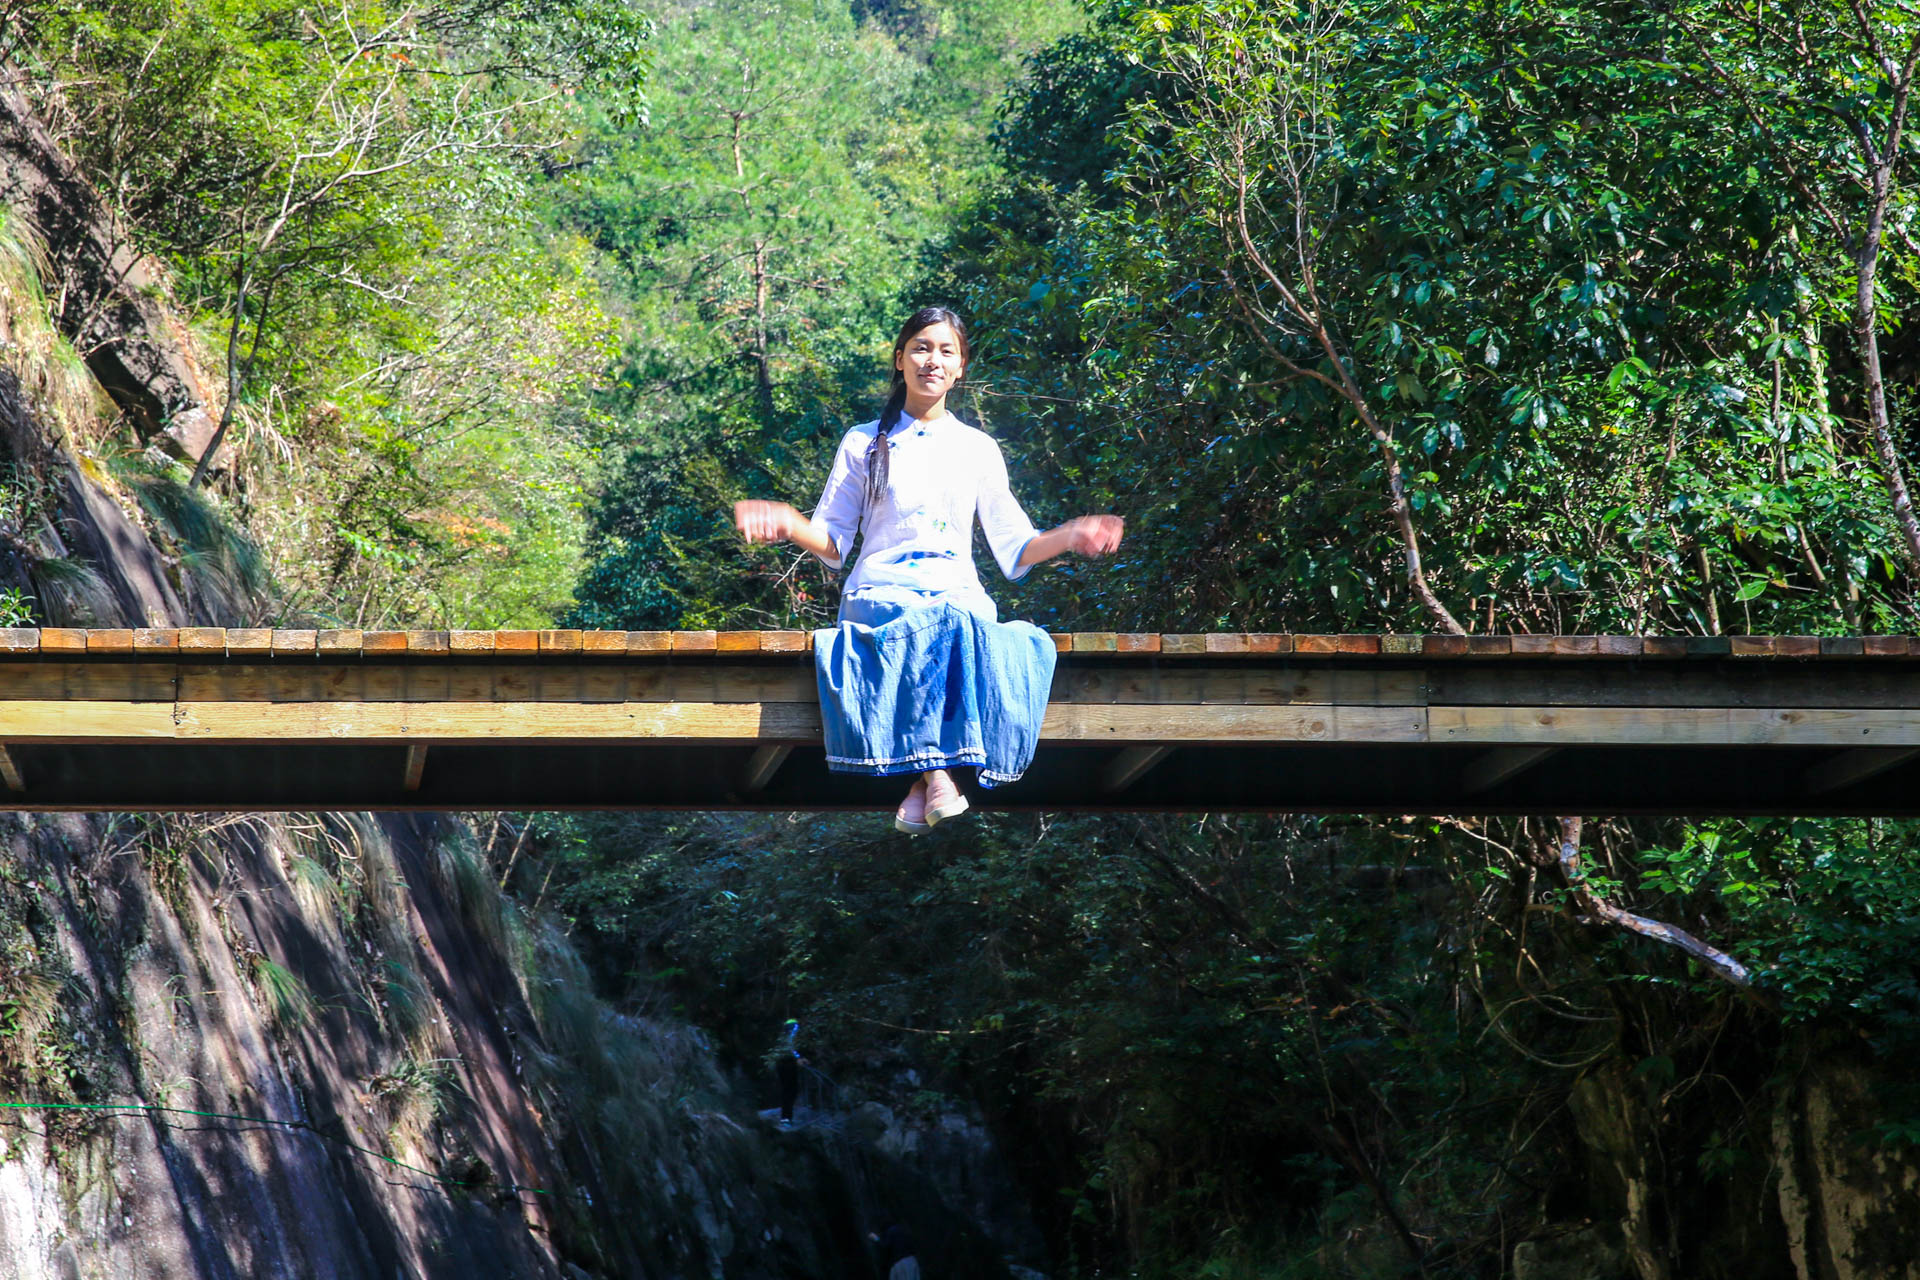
<box><xmin>808</xmin><ymin>413</ymin><xmax>1040</xmax><ymax>615</ymax></box>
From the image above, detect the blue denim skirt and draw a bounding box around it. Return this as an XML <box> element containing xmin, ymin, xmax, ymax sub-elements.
<box><xmin>814</xmin><ymin>595</ymin><xmax>1057</xmax><ymax>787</ymax></box>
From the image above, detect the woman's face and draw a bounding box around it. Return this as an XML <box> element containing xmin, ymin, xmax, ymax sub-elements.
<box><xmin>895</xmin><ymin>321</ymin><xmax>966</xmax><ymax>402</ymax></box>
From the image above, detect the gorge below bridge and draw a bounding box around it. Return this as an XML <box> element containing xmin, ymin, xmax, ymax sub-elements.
<box><xmin>0</xmin><ymin>627</ymin><xmax>1918</xmax><ymax>814</ymax></box>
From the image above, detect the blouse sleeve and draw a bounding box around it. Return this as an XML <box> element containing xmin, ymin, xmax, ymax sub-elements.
<box><xmin>808</xmin><ymin>428</ymin><xmax>868</xmax><ymax>571</ymax></box>
<box><xmin>976</xmin><ymin>436</ymin><xmax>1041</xmax><ymax>582</ymax></box>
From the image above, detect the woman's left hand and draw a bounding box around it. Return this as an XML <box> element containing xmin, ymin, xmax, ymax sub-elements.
<box><xmin>1064</xmin><ymin>514</ymin><xmax>1125</xmax><ymax>557</ymax></box>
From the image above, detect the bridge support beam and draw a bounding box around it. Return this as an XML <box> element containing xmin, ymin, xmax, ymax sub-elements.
<box><xmin>1462</xmin><ymin>746</ymin><xmax>1559</xmax><ymax>793</ymax></box>
<box><xmin>0</xmin><ymin>745</ymin><xmax>21</xmax><ymax>793</ymax></box>
<box><xmin>741</xmin><ymin>745</ymin><xmax>792</xmax><ymax>795</ymax></box>
<box><xmin>1103</xmin><ymin>745</ymin><xmax>1175</xmax><ymax>793</ymax></box>
<box><xmin>1806</xmin><ymin>747</ymin><xmax>1920</xmax><ymax>795</ymax></box>
<box><xmin>403</xmin><ymin>744</ymin><xmax>428</xmax><ymax>792</ymax></box>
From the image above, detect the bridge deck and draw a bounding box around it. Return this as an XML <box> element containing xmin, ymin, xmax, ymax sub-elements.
<box><xmin>2</xmin><ymin>627</ymin><xmax>1917</xmax><ymax>813</ymax></box>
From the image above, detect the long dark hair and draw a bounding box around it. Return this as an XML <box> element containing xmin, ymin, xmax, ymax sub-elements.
<box><xmin>867</xmin><ymin>305</ymin><xmax>970</xmax><ymax>511</ymax></box>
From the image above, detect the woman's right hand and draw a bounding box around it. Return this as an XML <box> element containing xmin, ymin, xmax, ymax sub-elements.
<box><xmin>734</xmin><ymin>499</ymin><xmax>801</xmax><ymax>546</ymax></box>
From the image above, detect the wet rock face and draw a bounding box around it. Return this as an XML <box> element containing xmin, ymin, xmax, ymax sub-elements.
<box><xmin>1772</xmin><ymin>1052</ymin><xmax>1920</xmax><ymax>1280</ymax></box>
<box><xmin>0</xmin><ymin>73</ymin><xmax>220</xmax><ymax>464</ymax></box>
<box><xmin>1529</xmin><ymin>1044</ymin><xmax>1920</xmax><ymax>1280</ymax></box>
<box><xmin>1512</xmin><ymin>1228</ymin><xmax>1630</xmax><ymax>1280</ymax></box>
<box><xmin>846</xmin><ymin>1097</ymin><xmax>1048</xmax><ymax>1272</ymax></box>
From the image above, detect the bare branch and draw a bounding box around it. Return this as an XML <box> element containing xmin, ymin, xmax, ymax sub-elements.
<box><xmin>1552</xmin><ymin>817</ymin><xmax>1751</xmax><ymax>988</ymax></box>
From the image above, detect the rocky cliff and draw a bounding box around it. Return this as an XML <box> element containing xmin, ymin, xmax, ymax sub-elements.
<box><xmin>0</xmin><ymin>82</ymin><xmax>1029</xmax><ymax>1279</ymax></box>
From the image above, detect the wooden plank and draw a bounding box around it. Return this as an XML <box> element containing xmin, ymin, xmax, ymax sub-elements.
<box><xmin>494</xmin><ymin>631</ymin><xmax>539</xmax><ymax>654</ymax></box>
<box><xmin>672</xmin><ymin>631</ymin><xmax>717</xmax><ymax>653</ymax></box>
<box><xmin>272</xmin><ymin>629</ymin><xmax>317</xmax><ymax>656</ymax></box>
<box><xmin>449</xmin><ymin>630</ymin><xmax>495</xmax><ymax>654</ymax></box>
<box><xmin>40</xmin><ymin>629</ymin><xmax>86</xmax><ymax>654</ymax></box>
<box><xmin>226</xmin><ymin>629</ymin><xmax>272</xmax><ymax>656</ymax></box>
<box><xmin>1510</xmin><ymin>636</ymin><xmax>1555</xmax><ymax>656</ymax></box>
<box><xmin>1423</xmin><ymin>635</ymin><xmax>1467</xmax><ymax>657</ymax></box>
<box><xmin>1161</xmin><ymin>634</ymin><xmax>1208</xmax><ymax>655</ymax></box>
<box><xmin>403</xmin><ymin>743</ymin><xmax>429</xmax><ymax>791</ymax></box>
<box><xmin>361</xmin><ymin>632</ymin><xmax>408</xmax><ymax>655</ymax></box>
<box><xmin>1466</xmin><ymin>636</ymin><xmax>1510</xmax><ymax>656</ymax></box>
<box><xmin>1430</xmin><ymin>705</ymin><xmax>1920</xmax><ymax>747</ymax></box>
<box><xmin>0</xmin><ymin>701</ymin><xmax>180</xmax><ymax>738</ymax></box>
<box><xmin>715</xmin><ymin>631</ymin><xmax>761</xmax><ymax>653</ymax></box>
<box><xmin>1642</xmin><ymin>637</ymin><xmax>1689</xmax><ymax>658</ymax></box>
<box><xmin>581</xmin><ymin>631</ymin><xmax>628</xmax><ymax>656</ymax></box>
<box><xmin>317</xmin><ymin>629</ymin><xmax>364</xmax><ymax>656</ymax></box>
<box><xmin>134</xmin><ymin>629</ymin><xmax>179</xmax><ymax>653</ymax></box>
<box><xmin>1039</xmin><ymin>704</ymin><xmax>1428</xmax><ymax>743</ymax></box>
<box><xmin>85</xmin><ymin>630</ymin><xmax>133</xmax><ymax>653</ymax></box>
<box><xmin>0</xmin><ymin>629</ymin><xmax>38</xmax><ymax>653</ymax></box>
<box><xmin>1072</xmin><ymin>633</ymin><xmax>1119</xmax><ymax>653</ymax></box>
<box><xmin>1101</xmin><ymin>745</ymin><xmax>1174</xmax><ymax>792</ymax></box>
<box><xmin>1551</xmin><ymin>636</ymin><xmax>1599</xmax><ymax>657</ymax></box>
<box><xmin>0</xmin><ymin>744</ymin><xmax>21</xmax><ymax>792</ymax></box>
<box><xmin>0</xmin><ymin>700</ymin><xmax>1430</xmax><ymax>745</ymax></box>
<box><xmin>741</xmin><ymin>744</ymin><xmax>792</xmax><ymax>793</ymax></box>
<box><xmin>1050</xmin><ymin>633</ymin><xmax>1071</xmax><ymax>654</ymax></box>
<box><xmin>0</xmin><ymin>701</ymin><xmax>822</xmax><ymax>743</ymax></box>
<box><xmin>403</xmin><ymin>664</ymin><xmax>453</xmax><ymax>701</ymax></box>
<box><xmin>179</xmin><ymin>628</ymin><xmax>225</xmax><ymax>654</ymax></box>
<box><xmin>760</xmin><ymin>631</ymin><xmax>808</xmax><ymax>653</ymax></box>
<box><xmin>1866</xmin><ymin>636</ymin><xmax>1912</xmax><ymax>657</ymax></box>
<box><xmin>1246</xmin><ymin>634</ymin><xmax>1293</xmax><ymax>654</ymax></box>
<box><xmin>1380</xmin><ymin>635</ymin><xmax>1422</xmax><ymax>656</ymax></box>
<box><xmin>407</xmin><ymin>631</ymin><xmax>449</xmax><ymax>654</ymax></box>
<box><xmin>1116</xmin><ymin>633</ymin><xmax>1161</xmax><ymax>653</ymax></box>
<box><xmin>1424</xmin><ymin>666</ymin><xmax>1920</xmax><ymax>709</ymax></box>
<box><xmin>1806</xmin><ymin>747</ymin><xmax>1920</xmax><ymax>794</ymax></box>
<box><xmin>627</xmin><ymin>632</ymin><xmax>673</xmax><ymax>653</ymax></box>
<box><xmin>1597</xmin><ymin>636</ymin><xmax>1643</xmax><ymax>658</ymax></box>
<box><xmin>1822</xmin><ymin>637</ymin><xmax>1865</xmax><ymax>657</ymax></box>
<box><xmin>1204</xmin><ymin>633</ymin><xmax>1249</xmax><ymax>655</ymax></box>
<box><xmin>540</xmin><ymin>630</ymin><xmax>583</xmax><ymax>654</ymax></box>
<box><xmin>1461</xmin><ymin>746</ymin><xmax>1559</xmax><ymax>792</ymax></box>
<box><xmin>0</xmin><ymin>661</ymin><xmax>1437</xmax><ymax>709</ymax></box>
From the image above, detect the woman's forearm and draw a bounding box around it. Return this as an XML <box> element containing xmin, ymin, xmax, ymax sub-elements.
<box><xmin>1017</xmin><ymin>514</ymin><xmax>1126</xmax><ymax>569</ymax></box>
<box><xmin>788</xmin><ymin>519</ymin><xmax>836</xmax><ymax>561</ymax></box>
<box><xmin>1016</xmin><ymin>525</ymin><xmax>1074</xmax><ymax>569</ymax></box>
<box><xmin>735</xmin><ymin>499</ymin><xmax>838</xmax><ymax>561</ymax></box>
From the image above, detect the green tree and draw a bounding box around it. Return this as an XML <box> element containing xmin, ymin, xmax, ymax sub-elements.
<box><xmin>562</xmin><ymin>0</ymin><xmax>1081</xmax><ymax>629</ymax></box>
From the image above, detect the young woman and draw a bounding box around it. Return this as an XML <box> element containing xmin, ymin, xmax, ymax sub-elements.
<box><xmin>733</xmin><ymin>306</ymin><xmax>1123</xmax><ymax>833</ymax></box>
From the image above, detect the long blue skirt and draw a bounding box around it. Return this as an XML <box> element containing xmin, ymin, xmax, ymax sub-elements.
<box><xmin>814</xmin><ymin>596</ymin><xmax>1057</xmax><ymax>787</ymax></box>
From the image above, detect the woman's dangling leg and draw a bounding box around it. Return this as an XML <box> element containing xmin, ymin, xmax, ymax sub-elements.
<box><xmin>894</xmin><ymin>776</ymin><xmax>931</xmax><ymax>835</ymax></box>
<box><xmin>923</xmin><ymin>767</ymin><xmax>970</xmax><ymax>826</ymax></box>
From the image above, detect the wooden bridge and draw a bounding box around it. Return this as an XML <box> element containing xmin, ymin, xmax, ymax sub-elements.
<box><xmin>1</xmin><ymin>627</ymin><xmax>1918</xmax><ymax>814</ymax></box>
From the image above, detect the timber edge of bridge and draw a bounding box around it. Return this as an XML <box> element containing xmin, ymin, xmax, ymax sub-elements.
<box><xmin>0</xmin><ymin>627</ymin><xmax>1916</xmax><ymax>659</ymax></box>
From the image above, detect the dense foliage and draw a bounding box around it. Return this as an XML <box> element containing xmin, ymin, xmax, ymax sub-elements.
<box><xmin>11</xmin><ymin>0</ymin><xmax>647</xmax><ymax>624</ymax></box>
<box><xmin>543</xmin><ymin>0</ymin><xmax>1920</xmax><ymax>1275</ymax></box>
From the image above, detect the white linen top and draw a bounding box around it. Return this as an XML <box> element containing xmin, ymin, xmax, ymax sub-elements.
<box><xmin>808</xmin><ymin>413</ymin><xmax>1040</xmax><ymax>616</ymax></box>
